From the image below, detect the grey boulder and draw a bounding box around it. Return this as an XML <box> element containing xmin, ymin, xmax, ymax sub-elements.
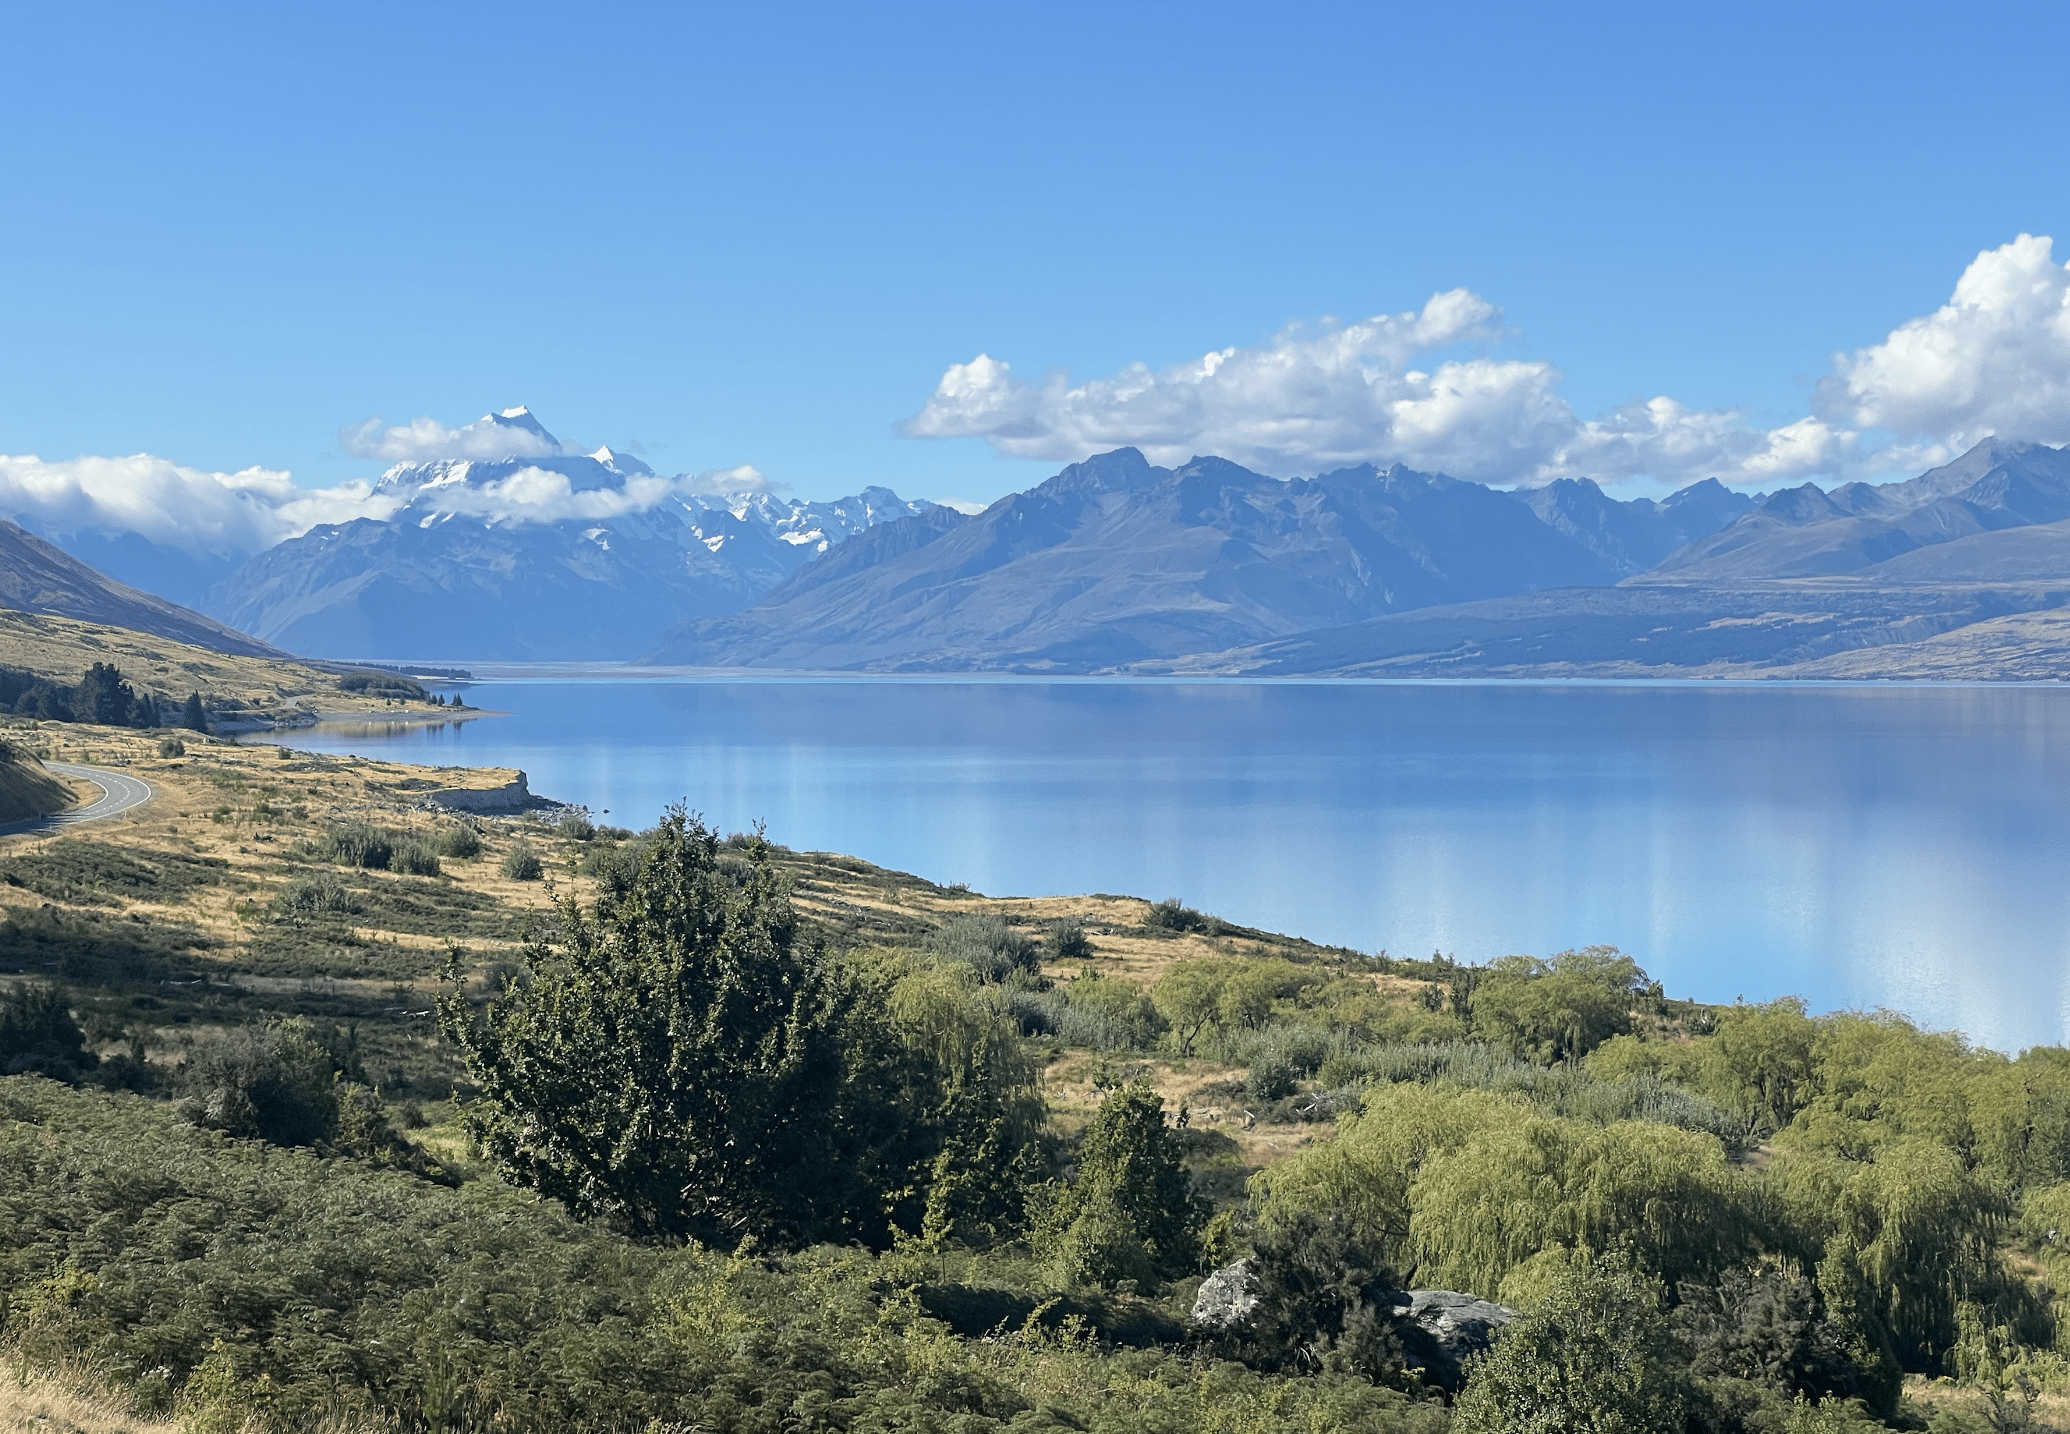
<box><xmin>1396</xmin><ymin>1288</ymin><xmax>1518</xmax><ymax>1386</ymax></box>
<box><xmin>1189</xmin><ymin>1259</ymin><xmax>1258</xmax><ymax>1330</ymax></box>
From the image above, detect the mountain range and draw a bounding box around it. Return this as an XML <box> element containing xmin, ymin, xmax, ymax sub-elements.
<box><xmin>646</xmin><ymin>450</ymin><xmax>1753</xmax><ymax>669</ymax></box>
<box><xmin>1151</xmin><ymin>438</ymin><xmax>2070</xmax><ymax>678</ymax></box>
<box><xmin>195</xmin><ymin>412</ymin><xmax>945</xmax><ymax>659</ymax></box>
<box><xmin>646</xmin><ymin>437</ymin><xmax>2070</xmax><ymax>676</ymax></box>
<box><xmin>8</xmin><ymin>407</ymin><xmax>2070</xmax><ymax>679</ymax></box>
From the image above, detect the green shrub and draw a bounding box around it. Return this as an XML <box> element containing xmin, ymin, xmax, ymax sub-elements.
<box><xmin>1146</xmin><ymin>897</ymin><xmax>1206</xmax><ymax>931</ymax></box>
<box><xmin>500</xmin><ymin>844</ymin><xmax>544</xmax><ymax>881</ymax></box>
<box><xmin>928</xmin><ymin>914</ymin><xmax>1039</xmax><ymax>982</ymax></box>
<box><xmin>436</xmin><ymin>824</ymin><xmax>483</xmax><ymax>858</ymax></box>
<box><xmin>318</xmin><ymin>821</ymin><xmax>394</xmax><ymax>870</ymax></box>
<box><xmin>1452</xmin><ymin>1252</ymin><xmax>1694</xmax><ymax>1433</ymax></box>
<box><xmin>272</xmin><ymin>875</ymin><xmax>360</xmax><ymax>920</ymax></box>
<box><xmin>554</xmin><ymin>807</ymin><xmax>595</xmax><ymax>841</ymax></box>
<box><xmin>0</xmin><ymin>982</ymin><xmax>95</xmax><ymax>1081</ymax></box>
<box><xmin>1049</xmin><ymin>919</ymin><xmax>1094</xmax><ymax>962</ymax></box>
<box><xmin>156</xmin><ymin>735</ymin><xmax>186</xmax><ymax>758</ymax></box>
<box><xmin>391</xmin><ymin>839</ymin><xmax>442</xmax><ymax>877</ymax></box>
<box><xmin>1213</xmin><ymin>1210</ymin><xmax>1412</xmax><ymax>1386</ymax></box>
<box><xmin>174</xmin><ymin>1020</ymin><xmax>343</xmax><ymax>1146</ymax></box>
<box><xmin>1034</xmin><ymin>1081</ymin><xmax>1206</xmax><ymax>1289</ymax></box>
<box><xmin>1246</xmin><ymin>1053</ymin><xmax>1299</xmax><ymax>1103</ymax></box>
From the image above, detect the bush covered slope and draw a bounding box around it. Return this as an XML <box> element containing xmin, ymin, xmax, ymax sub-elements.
<box><xmin>6</xmin><ymin>727</ymin><xmax>2070</xmax><ymax>1431</ymax></box>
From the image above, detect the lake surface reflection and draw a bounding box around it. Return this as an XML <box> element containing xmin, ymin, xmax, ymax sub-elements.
<box><xmin>271</xmin><ymin>678</ymin><xmax>2070</xmax><ymax>1052</ymax></box>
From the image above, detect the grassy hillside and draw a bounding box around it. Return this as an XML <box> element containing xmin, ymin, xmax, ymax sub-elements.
<box><xmin>0</xmin><ymin>518</ymin><xmax>283</xmax><ymax>660</ymax></box>
<box><xmin>0</xmin><ymin>745</ymin><xmax>73</xmax><ymax>823</ymax></box>
<box><xmin>0</xmin><ymin>608</ymin><xmax>454</xmax><ymax>725</ymax></box>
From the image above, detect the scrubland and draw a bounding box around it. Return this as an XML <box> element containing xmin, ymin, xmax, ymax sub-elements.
<box><xmin>1</xmin><ymin>717</ymin><xmax>2066</xmax><ymax>1431</ymax></box>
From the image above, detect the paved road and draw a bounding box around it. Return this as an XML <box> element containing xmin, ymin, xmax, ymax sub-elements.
<box><xmin>0</xmin><ymin>762</ymin><xmax>155</xmax><ymax>838</ymax></box>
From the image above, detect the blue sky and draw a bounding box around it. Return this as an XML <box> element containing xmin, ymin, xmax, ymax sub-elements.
<box><xmin>4</xmin><ymin>0</ymin><xmax>2069</xmax><ymax>507</ymax></box>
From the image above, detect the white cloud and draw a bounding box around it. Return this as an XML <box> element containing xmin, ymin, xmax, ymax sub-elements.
<box><xmin>906</xmin><ymin>237</ymin><xmax>2070</xmax><ymax>487</ymax></box>
<box><xmin>340</xmin><ymin>405</ymin><xmax>576</xmax><ymax>462</ymax></box>
<box><xmin>397</xmin><ymin>463</ymin><xmax>773</xmax><ymax>526</ymax></box>
<box><xmin>1814</xmin><ymin>233</ymin><xmax>2070</xmax><ymax>470</ymax></box>
<box><xmin>0</xmin><ymin>415</ymin><xmax>772</xmax><ymax>560</ymax></box>
<box><xmin>0</xmin><ymin>452</ymin><xmax>397</xmax><ymax>558</ymax></box>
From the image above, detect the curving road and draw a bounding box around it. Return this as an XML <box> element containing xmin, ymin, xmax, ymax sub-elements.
<box><xmin>0</xmin><ymin>761</ymin><xmax>155</xmax><ymax>838</ymax></box>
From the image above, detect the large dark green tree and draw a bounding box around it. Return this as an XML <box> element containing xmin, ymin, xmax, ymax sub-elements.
<box><xmin>442</xmin><ymin>811</ymin><xmax>929</xmax><ymax>1246</ymax></box>
<box><xmin>73</xmin><ymin>662</ymin><xmax>153</xmax><ymax>727</ymax></box>
<box><xmin>1036</xmin><ymin>1079</ymin><xmax>1206</xmax><ymax>1288</ymax></box>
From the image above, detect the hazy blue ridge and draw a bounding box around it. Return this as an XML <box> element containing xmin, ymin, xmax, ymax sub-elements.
<box><xmin>1643</xmin><ymin>438</ymin><xmax>2070</xmax><ymax>582</ymax></box>
<box><xmin>0</xmin><ymin>519</ymin><xmax>284</xmax><ymax>658</ymax></box>
<box><xmin>648</xmin><ymin>437</ymin><xmax>2070</xmax><ymax>676</ymax></box>
<box><xmin>641</xmin><ymin>448</ymin><xmax>1755</xmax><ymax>671</ymax></box>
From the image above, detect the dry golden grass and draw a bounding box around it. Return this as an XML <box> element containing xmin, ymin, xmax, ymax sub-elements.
<box><xmin>0</xmin><ymin>722</ymin><xmax>563</xmax><ymax>1004</ymax></box>
<box><xmin>1901</xmin><ymin>1374</ymin><xmax>2070</xmax><ymax>1431</ymax></box>
<box><xmin>0</xmin><ymin>711</ymin><xmax>1420</xmax><ymax>1165</ymax></box>
<box><xmin>0</xmin><ymin>1347</ymin><xmax>387</xmax><ymax>1434</ymax></box>
<box><xmin>0</xmin><ymin>608</ymin><xmax>451</xmax><ymax>721</ymax></box>
<box><xmin>0</xmin><ymin>1367</ymin><xmax>180</xmax><ymax>1434</ymax></box>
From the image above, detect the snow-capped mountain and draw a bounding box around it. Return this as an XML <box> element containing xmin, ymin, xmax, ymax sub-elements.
<box><xmin>197</xmin><ymin>409</ymin><xmax>941</xmax><ymax>660</ymax></box>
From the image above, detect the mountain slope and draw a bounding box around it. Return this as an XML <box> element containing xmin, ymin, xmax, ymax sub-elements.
<box><xmin>0</xmin><ymin>520</ymin><xmax>284</xmax><ymax>658</ymax></box>
<box><xmin>197</xmin><ymin>411</ymin><xmax>941</xmax><ymax>660</ymax></box>
<box><xmin>1644</xmin><ymin>438</ymin><xmax>2070</xmax><ymax>581</ymax></box>
<box><xmin>645</xmin><ymin>449</ymin><xmax>1750</xmax><ymax>670</ymax></box>
<box><xmin>1147</xmin><ymin>580</ymin><xmax>2070</xmax><ymax>679</ymax></box>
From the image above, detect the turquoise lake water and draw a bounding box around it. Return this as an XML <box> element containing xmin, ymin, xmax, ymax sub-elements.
<box><xmin>268</xmin><ymin>677</ymin><xmax>2070</xmax><ymax>1053</ymax></box>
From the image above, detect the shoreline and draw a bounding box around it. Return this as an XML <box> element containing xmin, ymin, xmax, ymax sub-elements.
<box><xmin>261</xmin><ymin>661</ymin><xmax>2070</xmax><ymax>691</ymax></box>
<box><xmin>221</xmin><ymin>706</ymin><xmax>505</xmax><ymax>736</ymax></box>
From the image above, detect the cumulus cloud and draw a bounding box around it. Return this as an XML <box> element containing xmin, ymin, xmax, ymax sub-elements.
<box><xmin>1813</xmin><ymin>233</ymin><xmax>2070</xmax><ymax>471</ymax></box>
<box><xmin>905</xmin><ymin>236</ymin><xmax>2070</xmax><ymax>487</ymax></box>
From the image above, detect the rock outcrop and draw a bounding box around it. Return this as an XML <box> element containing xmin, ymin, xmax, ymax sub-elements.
<box><xmin>418</xmin><ymin>772</ymin><xmax>543</xmax><ymax>815</ymax></box>
<box><xmin>1396</xmin><ymin>1288</ymin><xmax>1517</xmax><ymax>1387</ymax></box>
<box><xmin>1188</xmin><ymin>1260</ymin><xmax>1516</xmax><ymax>1391</ymax></box>
<box><xmin>1189</xmin><ymin>1259</ymin><xmax>1259</xmax><ymax>1330</ymax></box>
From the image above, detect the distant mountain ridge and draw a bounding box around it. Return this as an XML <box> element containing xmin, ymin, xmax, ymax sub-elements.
<box><xmin>1642</xmin><ymin>438</ymin><xmax>2070</xmax><ymax>582</ymax></box>
<box><xmin>16</xmin><ymin>407</ymin><xmax>2070</xmax><ymax>678</ymax></box>
<box><xmin>193</xmin><ymin>411</ymin><xmax>944</xmax><ymax>659</ymax></box>
<box><xmin>645</xmin><ymin>449</ymin><xmax>1753</xmax><ymax>670</ymax></box>
<box><xmin>1143</xmin><ymin>439</ymin><xmax>2070</xmax><ymax>679</ymax></box>
<box><xmin>641</xmin><ymin>437</ymin><xmax>2070</xmax><ymax>676</ymax></box>
<box><xmin>0</xmin><ymin>520</ymin><xmax>283</xmax><ymax>658</ymax></box>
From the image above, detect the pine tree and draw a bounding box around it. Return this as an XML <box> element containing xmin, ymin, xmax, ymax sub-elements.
<box><xmin>74</xmin><ymin>662</ymin><xmax>138</xmax><ymax>726</ymax></box>
<box><xmin>182</xmin><ymin>692</ymin><xmax>208</xmax><ymax>732</ymax></box>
